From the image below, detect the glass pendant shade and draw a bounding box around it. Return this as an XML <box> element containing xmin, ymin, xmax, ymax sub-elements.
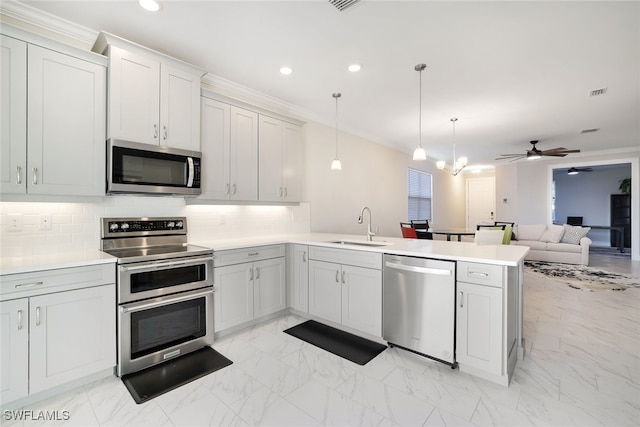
<box><xmin>413</xmin><ymin>147</ymin><xmax>427</xmax><ymax>161</ymax></box>
<box><xmin>331</xmin><ymin>158</ymin><xmax>342</xmax><ymax>170</ymax></box>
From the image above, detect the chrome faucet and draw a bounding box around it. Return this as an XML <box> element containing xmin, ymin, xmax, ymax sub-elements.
<box><xmin>358</xmin><ymin>206</ymin><xmax>377</xmax><ymax>241</ymax></box>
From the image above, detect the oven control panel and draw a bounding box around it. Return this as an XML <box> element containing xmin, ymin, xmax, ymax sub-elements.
<box><xmin>102</xmin><ymin>217</ymin><xmax>187</xmax><ymax>237</ymax></box>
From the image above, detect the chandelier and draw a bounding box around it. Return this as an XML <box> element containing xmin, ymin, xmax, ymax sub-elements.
<box><xmin>436</xmin><ymin>118</ymin><xmax>467</xmax><ymax>176</ymax></box>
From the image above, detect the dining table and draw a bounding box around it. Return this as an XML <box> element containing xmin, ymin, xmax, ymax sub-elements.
<box><xmin>428</xmin><ymin>228</ymin><xmax>476</xmax><ymax>242</ymax></box>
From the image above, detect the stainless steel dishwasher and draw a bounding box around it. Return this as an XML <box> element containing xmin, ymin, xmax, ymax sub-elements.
<box><xmin>383</xmin><ymin>254</ymin><xmax>456</xmax><ymax>367</ymax></box>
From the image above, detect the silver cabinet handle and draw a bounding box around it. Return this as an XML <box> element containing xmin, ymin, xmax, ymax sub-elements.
<box><xmin>335</xmin><ymin>270</ymin><xmax>340</xmax><ymax>283</ymax></box>
<box><xmin>15</xmin><ymin>281</ymin><xmax>43</xmax><ymax>289</ymax></box>
<box><xmin>255</xmin><ymin>267</ymin><xmax>260</xmax><ymax>280</ymax></box>
<box><xmin>341</xmin><ymin>271</ymin><xmax>346</xmax><ymax>284</ymax></box>
<box><xmin>32</xmin><ymin>168</ymin><xmax>38</xmax><ymax>185</ymax></box>
<box><xmin>16</xmin><ymin>166</ymin><xmax>22</xmax><ymax>184</ymax></box>
<box><xmin>154</xmin><ymin>124</ymin><xmax>158</xmax><ymax>138</ymax></box>
<box><xmin>232</xmin><ymin>184</ymin><xmax>237</xmax><ymax>195</ymax></box>
<box><xmin>18</xmin><ymin>310</ymin><xmax>23</xmax><ymax>330</ymax></box>
<box><xmin>284</xmin><ymin>187</ymin><xmax>288</xmax><ymax>197</ymax></box>
<box><xmin>459</xmin><ymin>291</ymin><xmax>464</xmax><ymax>308</ymax></box>
<box><xmin>302</xmin><ymin>251</ymin><xmax>307</xmax><ymax>263</ymax></box>
<box><xmin>163</xmin><ymin>125</ymin><xmax>168</xmax><ymax>140</ymax></box>
<box><xmin>279</xmin><ymin>187</ymin><xmax>283</xmax><ymax>197</ymax></box>
<box><xmin>36</xmin><ymin>306</ymin><xmax>41</xmax><ymax>326</ymax></box>
<box><xmin>248</xmin><ymin>252</ymin><xmax>259</xmax><ymax>256</ymax></box>
<box><xmin>249</xmin><ymin>267</ymin><xmax>254</xmax><ymax>281</ymax></box>
<box><xmin>468</xmin><ymin>271</ymin><xmax>489</xmax><ymax>278</ymax></box>
<box><xmin>225</xmin><ymin>183</ymin><xmax>230</xmax><ymax>195</ymax></box>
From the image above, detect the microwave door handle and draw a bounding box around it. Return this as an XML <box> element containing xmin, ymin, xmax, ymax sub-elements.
<box><xmin>186</xmin><ymin>157</ymin><xmax>194</xmax><ymax>187</ymax></box>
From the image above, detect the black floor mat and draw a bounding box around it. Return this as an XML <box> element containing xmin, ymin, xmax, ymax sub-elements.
<box><xmin>283</xmin><ymin>320</ymin><xmax>386</xmax><ymax>365</ymax></box>
<box><xmin>121</xmin><ymin>346</ymin><xmax>232</xmax><ymax>404</ymax></box>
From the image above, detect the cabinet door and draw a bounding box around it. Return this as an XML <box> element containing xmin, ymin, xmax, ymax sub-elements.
<box><xmin>200</xmin><ymin>98</ymin><xmax>231</xmax><ymax>199</ymax></box>
<box><xmin>0</xmin><ymin>299</ymin><xmax>29</xmax><ymax>404</ymax></box>
<box><xmin>290</xmin><ymin>245</ymin><xmax>309</xmax><ymax>313</ymax></box>
<box><xmin>308</xmin><ymin>260</ymin><xmax>342</xmax><ymax>324</ymax></box>
<box><xmin>254</xmin><ymin>258</ymin><xmax>286</xmax><ymax>318</ymax></box>
<box><xmin>456</xmin><ymin>281</ymin><xmax>502</xmax><ymax>375</ymax></box>
<box><xmin>282</xmin><ymin>122</ymin><xmax>302</xmax><ymax>201</ymax></box>
<box><xmin>107</xmin><ymin>45</ymin><xmax>159</xmax><ymax>144</ymax></box>
<box><xmin>160</xmin><ymin>64</ymin><xmax>201</xmax><ymax>151</ymax></box>
<box><xmin>29</xmin><ymin>285</ymin><xmax>116</xmax><ymax>395</ymax></box>
<box><xmin>341</xmin><ymin>265</ymin><xmax>382</xmax><ymax>337</ymax></box>
<box><xmin>0</xmin><ymin>35</ymin><xmax>27</xmax><ymax>194</ymax></box>
<box><xmin>213</xmin><ymin>263</ymin><xmax>254</xmax><ymax>332</ymax></box>
<box><xmin>230</xmin><ymin>106</ymin><xmax>258</xmax><ymax>200</ymax></box>
<box><xmin>258</xmin><ymin>115</ymin><xmax>283</xmax><ymax>202</ymax></box>
<box><xmin>27</xmin><ymin>45</ymin><xmax>106</xmax><ymax>196</ymax></box>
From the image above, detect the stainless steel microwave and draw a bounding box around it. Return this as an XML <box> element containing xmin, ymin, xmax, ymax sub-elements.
<box><xmin>106</xmin><ymin>139</ymin><xmax>202</xmax><ymax>196</ymax></box>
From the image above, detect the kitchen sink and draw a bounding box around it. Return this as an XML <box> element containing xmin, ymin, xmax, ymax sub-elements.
<box><xmin>326</xmin><ymin>239</ymin><xmax>392</xmax><ymax>247</ymax></box>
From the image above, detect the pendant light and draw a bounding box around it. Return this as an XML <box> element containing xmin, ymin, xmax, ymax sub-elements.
<box><xmin>331</xmin><ymin>92</ymin><xmax>342</xmax><ymax>170</ymax></box>
<box><xmin>413</xmin><ymin>64</ymin><xmax>427</xmax><ymax>161</ymax></box>
<box><xmin>437</xmin><ymin>118</ymin><xmax>468</xmax><ymax>176</ymax></box>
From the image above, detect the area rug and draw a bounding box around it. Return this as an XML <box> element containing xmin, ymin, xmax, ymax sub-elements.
<box><xmin>122</xmin><ymin>347</ymin><xmax>232</xmax><ymax>404</ymax></box>
<box><xmin>525</xmin><ymin>261</ymin><xmax>640</xmax><ymax>291</ymax></box>
<box><xmin>283</xmin><ymin>320</ymin><xmax>387</xmax><ymax>365</ymax></box>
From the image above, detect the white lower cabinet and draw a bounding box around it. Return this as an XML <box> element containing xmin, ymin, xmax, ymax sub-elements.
<box><xmin>288</xmin><ymin>244</ymin><xmax>309</xmax><ymax>313</ymax></box>
<box><xmin>308</xmin><ymin>247</ymin><xmax>382</xmax><ymax>337</ymax></box>
<box><xmin>0</xmin><ymin>284</ymin><xmax>115</xmax><ymax>405</ymax></box>
<box><xmin>213</xmin><ymin>245</ymin><xmax>285</xmax><ymax>332</ymax></box>
<box><xmin>456</xmin><ymin>281</ymin><xmax>502</xmax><ymax>375</ymax></box>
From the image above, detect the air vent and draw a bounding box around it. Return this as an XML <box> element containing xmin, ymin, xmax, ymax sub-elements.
<box><xmin>580</xmin><ymin>128</ymin><xmax>600</xmax><ymax>134</ymax></box>
<box><xmin>329</xmin><ymin>0</ymin><xmax>361</xmax><ymax>11</ymax></box>
<box><xmin>589</xmin><ymin>88</ymin><xmax>608</xmax><ymax>96</ymax></box>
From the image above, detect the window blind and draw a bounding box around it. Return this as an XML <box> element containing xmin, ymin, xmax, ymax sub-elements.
<box><xmin>408</xmin><ymin>169</ymin><xmax>432</xmax><ymax>221</ymax></box>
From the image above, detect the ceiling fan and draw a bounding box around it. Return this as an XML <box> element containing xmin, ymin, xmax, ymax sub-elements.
<box><xmin>567</xmin><ymin>167</ymin><xmax>592</xmax><ymax>175</ymax></box>
<box><xmin>496</xmin><ymin>140</ymin><xmax>580</xmax><ymax>161</ymax></box>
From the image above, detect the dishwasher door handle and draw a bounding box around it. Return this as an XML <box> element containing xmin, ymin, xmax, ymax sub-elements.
<box><xmin>385</xmin><ymin>261</ymin><xmax>452</xmax><ymax>276</ymax></box>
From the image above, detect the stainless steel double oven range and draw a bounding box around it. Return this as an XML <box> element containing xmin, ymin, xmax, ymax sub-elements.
<box><xmin>100</xmin><ymin>217</ymin><xmax>214</xmax><ymax>377</ymax></box>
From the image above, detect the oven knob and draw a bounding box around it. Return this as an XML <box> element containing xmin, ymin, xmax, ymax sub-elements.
<box><xmin>109</xmin><ymin>223</ymin><xmax>119</xmax><ymax>231</ymax></box>
<box><xmin>121</xmin><ymin>222</ymin><xmax>129</xmax><ymax>230</ymax></box>
<box><xmin>167</xmin><ymin>221</ymin><xmax>175</xmax><ymax>228</ymax></box>
<box><xmin>176</xmin><ymin>221</ymin><xmax>183</xmax><ymax>229</ymax></box>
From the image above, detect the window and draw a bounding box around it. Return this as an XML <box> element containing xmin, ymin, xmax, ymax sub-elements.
<box><xmin>408</xmin><ymin>168</ymin><xmax>432</xmax><ymax>221</ymax></box>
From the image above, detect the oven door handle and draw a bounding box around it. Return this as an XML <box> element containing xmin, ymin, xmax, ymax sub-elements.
<box><xmin>119</xmin><ymin>256</ymin><xmax>213</xmax><ymax>272</ymax></box>
<box><xmin>120</xmin><ymin>288</ymin><xmax>214</xmax><ymax>313</ymax></box>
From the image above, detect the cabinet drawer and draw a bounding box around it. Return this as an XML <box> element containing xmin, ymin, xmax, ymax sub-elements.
<box><xmin>1</xmin><ymin>264</ymin><xmax>116</xmax><ymax>301</ymax></box>
<box><xmin>214</xmin><ymin>244</ymin><xmax>285</xmax><ymax>267</ymax></box>
<box><xmin>309</xmin><ymin>246</ymin><xmax>382</xmax><ymax>270</ymax></box>
<box><xmin>457</xmin><ymin>262</ymin><xmax>503</xmax><ymax>288</ymax></box>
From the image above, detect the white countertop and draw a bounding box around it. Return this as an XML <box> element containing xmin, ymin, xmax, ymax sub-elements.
<box><xmin>0</xmin><ymin>249</ymin><xmax>116</xmax><ymax>276</ymax></box>
<box><xmin>193</xmin><ymin>233</ymin><xmax>529</xmax><ymax>267</ymax></box>
<box><xmin>0</xmin><ymin>233</ymin><xmax>528</xmax><ymax>276</ymax></box>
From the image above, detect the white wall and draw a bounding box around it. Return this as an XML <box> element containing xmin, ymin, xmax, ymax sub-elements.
<box><xmin>302</xmin><ymin>121</ymin><xmax>467</xmax><ymax>238</ymax></box>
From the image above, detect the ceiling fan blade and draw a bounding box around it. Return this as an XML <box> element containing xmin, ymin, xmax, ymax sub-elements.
<box><xmin>542</xmin><ymin>153</ymin><xmax>568</xmax><ymax>157</ymax></box>
<box><xmin>496</xmin><ymin>154</ymin><xmax>524</xmax><ymax>160</ymax></box>
<box><xmin>543</xmin><ymin>148</ymin><xmax>581</xmax><ymax>154</ymax></box>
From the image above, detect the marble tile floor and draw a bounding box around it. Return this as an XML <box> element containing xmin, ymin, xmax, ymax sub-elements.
<box><xmin>5</xmin><ymin>253</ymin><xmax>639</xmax><ymax>427</ymax></box>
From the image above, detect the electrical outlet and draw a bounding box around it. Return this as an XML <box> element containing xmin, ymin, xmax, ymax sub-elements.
<box><xmin>8</xmin><ymin>214</ymin><xmax>23</xmax><ymax>232</ymax></box>
<box><xmin>40</xmin><ymin>214</ymin><xmax>52</xmax><ymax>230</ymax></box>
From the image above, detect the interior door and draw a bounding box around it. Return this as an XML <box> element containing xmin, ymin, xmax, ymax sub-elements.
<box><xmin>466</xmin><ymin>177</ymin><xmax>496</xmax><ymax>229</ymax></box>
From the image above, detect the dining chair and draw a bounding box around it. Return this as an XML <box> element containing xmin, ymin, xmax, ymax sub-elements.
<box><xmin>474</xmin><ymin>229</ymin><xmax>505</xmax><ymax>244</ymax></box>
<box><xmin>400</xmin><ymin>222</ymin><xmax>417</xmax><ymax>238</ymax></box>
<box><xmin>410</xmin><ymin>220</ymin><xmax>429</xmax><ymax>230</ymax></box>
<box><xmin>476</xmin><ymin>224</ymin><xmax>506</xmax><ymax>230</ymax></box>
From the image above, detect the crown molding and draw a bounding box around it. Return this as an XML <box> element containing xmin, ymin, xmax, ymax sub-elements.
<box><xmin>1</xmin><ymin>0</ymin><xmax>98</xmax><ymax>47</ymax></box>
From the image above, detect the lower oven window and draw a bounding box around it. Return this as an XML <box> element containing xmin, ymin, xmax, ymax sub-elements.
<box><xmin>130</xmin><ymin>296</ymin><xmax>206</xmax><ymax>360</ymax></box>
<box><xmin>131</xmin><ymin>264</ymin><xmax>206</xmax><ymax>294</ymax></box>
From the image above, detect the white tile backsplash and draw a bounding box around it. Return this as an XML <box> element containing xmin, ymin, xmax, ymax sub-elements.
<box><xmin>0</xmin><ymin>198</ymin><xmax>311</xmax><ymax>253</ymax></box>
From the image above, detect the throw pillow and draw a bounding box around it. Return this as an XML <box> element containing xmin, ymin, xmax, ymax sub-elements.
<box><xmin>540</xmin><ymin>224</ymin><xmax>565</xmax><ymax>243</ymax></box>
<box><xmin>502</xmin><ymin>226</ymin><xmax>513</xmax><ymax>245</ymax></box>
<box><xmin>517</xmin><ymin>224</ymin><xmax>547</xmax><ymax>241</ymax></box>
<box><xmin>560</xmin><ymin>224</ymin><xmax>591</xmax><ymax>244</ymax></box>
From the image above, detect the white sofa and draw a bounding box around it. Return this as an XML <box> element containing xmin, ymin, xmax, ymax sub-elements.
<box><xmin>511</xmin><ymin>224</ymin><xmax>592</xmax><ymax>265</ymax></box>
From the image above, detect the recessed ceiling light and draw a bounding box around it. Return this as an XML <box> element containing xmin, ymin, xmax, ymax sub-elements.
<box><xmin>279</xmin><ymin>66</ymin><xmax>293</xmax><ymax>76</ymax></box>
<box><xmin>138</xmin><ymin>0</ymin><xmax>161</xmax><ymax>12</ymax></box>
<box><xmin>348</xmin><ymin>64</ymin><xmax>361</xmax><ymax>72</ymax></box>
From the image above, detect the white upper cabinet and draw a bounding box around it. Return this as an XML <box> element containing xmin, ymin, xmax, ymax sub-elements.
<box><xmin>1</xmin><ymin>29</ymin><xmax>106</xmax><ymax>197</ymax></box>
<box><xmin>94</xmin><ymin>32</ymin><xmax>204</xmax><ymax>151</ymax></box>
<box><xmin>200</xmin><ymin>97</ymin><xmax>258</xmax><ymax>201</ymax></box>
<box><xmin>258</xmin><ymin>115</ymin><xmax>302</xmax><ymax>202</ymax></box>
<box><xmin>0</xmin><ymin>35</ymin><xmax>27</xmax><ymax>195</ymax></box>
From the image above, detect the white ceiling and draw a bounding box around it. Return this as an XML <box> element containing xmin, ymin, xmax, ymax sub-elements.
<box><xmin>15</xmin><ymin>0</ymin><xmax>640</xmax><ymax>167</ymax></box>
